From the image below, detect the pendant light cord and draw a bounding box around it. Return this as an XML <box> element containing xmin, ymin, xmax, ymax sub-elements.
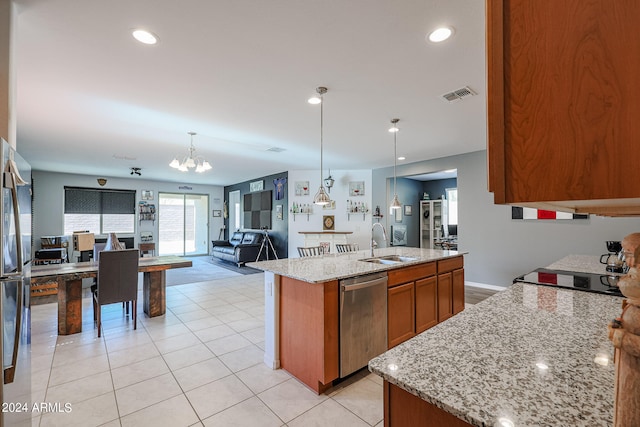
<box><xmin>320</xmin><ymin>93</ymin><xmax>324</xmax><ymax>185</ymax></box>
<box><xmin>393</xmin><ymin>127</ymin><xmax>397</xmax><ymax>196</ymax></box>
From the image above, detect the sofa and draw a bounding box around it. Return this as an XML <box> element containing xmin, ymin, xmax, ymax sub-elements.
<box><xmin>211</xmin><ymin>231</ymin><xmax>265</xmax><ymax>266</ymax></box>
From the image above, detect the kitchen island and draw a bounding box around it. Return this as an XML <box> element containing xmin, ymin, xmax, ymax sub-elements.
<box><xmin>368</xmin><ymin>281</ymin><xmax>622</xmax><ymax>426</ymax></box>
<box><xmin>248</xmin><ymin>247</ymin><xmax>465</xmax><ymax>393</ymax></box>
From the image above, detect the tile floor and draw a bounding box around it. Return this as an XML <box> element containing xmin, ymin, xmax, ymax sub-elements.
<box><xmin>29</xmin><ymin>274</ymin><xmax>387</xmax><ymax>427</ymax></box>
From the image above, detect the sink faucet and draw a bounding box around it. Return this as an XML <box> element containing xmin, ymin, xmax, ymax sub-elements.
<box><xmin>371</xmin><ymin>223</ymin><xmax>387</xmax><ymax>257</ymax></box>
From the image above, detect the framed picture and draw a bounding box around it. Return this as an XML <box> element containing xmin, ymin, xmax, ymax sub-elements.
<box><xmin>394</xmin><ymin>207</ymin><xmax>402</xmax><ymax>222</ymax></box>
<box><xmin>212</xmin><ymin>209</ymin><xmax>222</xmax><ymax>217</ymax></box>
<box><xmin>141</xmin><ymin>190</ymin><xmax>154</xmax><ymax>200</ymax></box>
<box><xmin>404</xmin><ymin>205</ymin><xmax>412</xmax><ymax>216</ymax></box>
<box><xmin>295</xmin><ymin>181</ymin><xmax>310</xmax><ymax>196</ymax></box>
<box><xmin>250</xmin><ymin>180</ymin><xmax>264</xmax><ymax>192</ymax></box>
<box><xmin>322</xmin><ymin>200</ymin><xmax>336</xmax><ymax>210</ymax></box>
<box><xmin>349</xmin><ymin>181</ymin><xmax>365</xmax><ymax>196</ymax></box>
<box><xmin>276</xmin><ymin>204</ymin><xmax>283</xmax><ymax>220</ymax></box>
<box><xmin>323</xmin><ymin>215</ymin><xmax>335</xmax><ymax>231</ymax></box>
<box><xmin>391</xmin><ymin>225</ymin><xmax>407</xmax><ymax>246</ymax></box>
<box><xmin>140</xmin><ymin>231</ymin><xmax>153</xmax><ymax>242</ymax></box>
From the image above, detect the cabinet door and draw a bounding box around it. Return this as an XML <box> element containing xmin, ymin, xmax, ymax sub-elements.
<box><xmin>437</xmin><ymin>273</ymin><xmax>453</xmax><ymax>322</ymax></box>
<box><xmin>452</xmin><ymin>268</ymin><xmax>465</xmax><ymax>315</ymax></box>
<box><xmin>388</xmin><ymin>282</ymin><xmax>415</xmax><ymax>348</ymax></box>
<box><xmin>487</xmin><ymin>0</ymin><xmax>640</xmax><ymax>210</ymax></box>
<box><xmin>415</xmin><ymin>276</ymin><xmax>437</xmax><ymax>333</ymax></box>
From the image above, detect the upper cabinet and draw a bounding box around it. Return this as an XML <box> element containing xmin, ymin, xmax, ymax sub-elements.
<box><xmin>486</xmin><ymin>0</ymin><xmax>640</xmax><ymax>216</ymax></box>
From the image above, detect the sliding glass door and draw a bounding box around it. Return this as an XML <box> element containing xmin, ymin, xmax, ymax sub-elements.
<box><xmin>158</xmin><ymin>193</ymin><xmax>209</xmax><ymax>256</ymax></box>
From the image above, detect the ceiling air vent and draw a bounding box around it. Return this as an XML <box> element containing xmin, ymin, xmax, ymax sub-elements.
<box><xmin>266</xmin><ymin>147</ymin><xmax>286</xmax><ymax>153</ymax></box>
<box><xmin>441</xmin><ymin>86</ymin><xmax>476</xmax><ymax>103</ymax></box>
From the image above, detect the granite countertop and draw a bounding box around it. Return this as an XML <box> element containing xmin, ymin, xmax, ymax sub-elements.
<box><xmin>546</xmin><ymin>254</ymin><xmax>624</xmax><ymax>276</ymax></box>
<box><xmin>369</xmin><ymin>282</ymin><xmax>622</xmax><ymax>427</ymax></box>
<box><xmin>247</xmin><ymin>247</ymin><xmax>465</xmax><ymax>283</ymax></box>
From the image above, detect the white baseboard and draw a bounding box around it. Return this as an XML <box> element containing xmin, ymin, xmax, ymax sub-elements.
<box><xmin>464</xmin><ymin>281</ymin><xmax>508</xmax><ymax>291</ymax></box>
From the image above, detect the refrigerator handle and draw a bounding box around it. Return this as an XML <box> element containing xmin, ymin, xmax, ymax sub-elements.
<box><xmin>2</xmin><ymin>278</ymin><xmax>23</xmax><ymax>384</ymax></box>
<box><xmin>4</xmin><ymin>171</ymin><xmax>23</xmax><ymax>274</ymax></box>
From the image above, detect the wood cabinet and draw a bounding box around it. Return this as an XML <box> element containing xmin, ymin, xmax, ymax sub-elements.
<box><xmin>415</xmin><ymin>276</ymin><xmax>438</xmax><ymax>333</ymax></box>
<box><xmin>487</xmin><ymin>0</ymin><xmax>640</xmax><ymax>216</ymax></box>
<box><xmin>437</xmin><ymin>257</ymin><xmax>464</xmax><ymax>322</ymax></box>
<box><xmin>387</xmin><ymin>259</ymin><xmax>462</xmax><ymax>348</ymax></box>
<box><xmin>388</xmin><ymin>282</ymin><xmax>416</xmax><ymax>348</ymax></box>
<box><xmin>384</xmin><ymin>381</ymin><xmax>473</xmax><ymax>427</ymax></box>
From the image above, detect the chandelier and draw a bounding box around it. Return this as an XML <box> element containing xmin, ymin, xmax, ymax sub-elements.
<box><xmin>169</xmin><ymin>132</ymin><xmax>212</xmax><ymax>173</ymax></box>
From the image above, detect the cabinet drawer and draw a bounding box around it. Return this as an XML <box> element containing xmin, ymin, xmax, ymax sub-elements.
<box><xmin>437</xmin><ymin>256</ymin><xmax>463</xmax><ymax>274</ymax></box>
<box><xmin>388</xmin><ymin>262</ymin><xmax>436</xmax><ymax>287</ymax></box>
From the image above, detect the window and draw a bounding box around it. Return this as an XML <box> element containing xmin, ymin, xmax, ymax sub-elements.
<box><xmin>446</xmin><ymin>188</ymin><xmax>458</xmax><ymax>225</ymax></box>
<box><xmin>63</xmin><ymin>187</ymin><xmax>136</xmax><ymax>235</ymax></box>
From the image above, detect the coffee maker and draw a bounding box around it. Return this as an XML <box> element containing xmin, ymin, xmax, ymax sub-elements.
<box><xmin>600</xmin><ymin>241</ymin><xmax>625</xmax><ymax>273</ymax></box>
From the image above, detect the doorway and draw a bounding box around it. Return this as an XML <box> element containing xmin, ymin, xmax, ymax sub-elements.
<box><xmin>158</xmin><ymin>193</ymin><xmax>209</xmax><ymax>256</ymax></box>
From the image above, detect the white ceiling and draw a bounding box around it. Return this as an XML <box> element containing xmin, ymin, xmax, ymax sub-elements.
<box><xmin>14</xmin><ymin>0</ymin><xmax>486</xmax><ymax>186</ymax></box>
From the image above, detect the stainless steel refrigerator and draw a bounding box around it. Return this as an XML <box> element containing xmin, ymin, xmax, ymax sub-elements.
<box><xmin>0</xmin><ymin>139</ymin><xmax>32</xmax><ymax>427</ymax></box>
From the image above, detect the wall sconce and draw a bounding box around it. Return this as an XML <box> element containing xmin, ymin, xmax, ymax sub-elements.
<box><xmin>97</xmin><ymin>178</ymin><xmax>107</xmax><ymax>186</ymax></box>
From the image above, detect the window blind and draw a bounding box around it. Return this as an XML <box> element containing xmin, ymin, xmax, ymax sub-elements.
<box><xmin>64</xmin><ymin>187</ymin><xmax>136</xmax><ymax>214</ymax></box>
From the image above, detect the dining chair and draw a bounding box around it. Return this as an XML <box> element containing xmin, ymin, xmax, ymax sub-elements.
<box><xmin>92</xmin><ymin>248</ymin><xmax>140</xmax><ymax>337</ymax></box>
<box><xmin>336</xmin><ymin>243</ymin><xmax>359</xmax><ymax>253</ymax></box>
<box><xmin>297</xmin><ymin>246</ymin><xmax>324</xmax><ymax>257</ymax></box>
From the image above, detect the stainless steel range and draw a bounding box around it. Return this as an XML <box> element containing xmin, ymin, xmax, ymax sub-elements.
<box><xmin>514</xmin><ymin>268</ymin><xmax>623</xmax><ymax>297</ymax></box>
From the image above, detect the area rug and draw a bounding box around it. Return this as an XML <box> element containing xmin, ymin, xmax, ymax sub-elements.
<box><xmin>165</xmin><ymin>256</ymin><xmax>262</xmax><ymax>287</ymax></box>
<box><xmin>205</xmin><ymin>257</ymin><xmax>263</xmax><ymax>275</ymax></box>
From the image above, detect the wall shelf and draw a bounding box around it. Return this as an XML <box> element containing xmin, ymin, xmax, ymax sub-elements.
<box><xmin>291</xmin><ymin>212</ymin><xmax>313</xmax><ymax>221</ymax></box>
<box><xmin>139</xmin><ymin>202</ymin><xmax>156</xmax><ymax>224</ymax></box>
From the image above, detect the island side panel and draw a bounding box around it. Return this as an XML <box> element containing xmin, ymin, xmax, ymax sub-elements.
<box><xmin>280</xmin><ymin>276</ymin><xmax>339</xmax><ymax>394</ymax></box>
<box><xmin>263</xmin><ymin>272</ymin><xmax>280</xmax><ymax>369</ymax></box>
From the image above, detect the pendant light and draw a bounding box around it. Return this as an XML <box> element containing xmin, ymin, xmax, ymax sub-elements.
<box><xmin>310</xmin><ymin>87</ymin><xmax>331</xmax><ymax>205</ymax></box>
<box><xmin>389</xmin><ymin>118</ymin><xmax>402</xmax><ymax>210</ymax></box>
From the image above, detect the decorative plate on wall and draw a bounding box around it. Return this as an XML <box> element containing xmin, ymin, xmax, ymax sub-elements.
<box><xmin>323</xmin><ymin>215</ymin><xmax>335</xmax><ymax>231</ymax></box>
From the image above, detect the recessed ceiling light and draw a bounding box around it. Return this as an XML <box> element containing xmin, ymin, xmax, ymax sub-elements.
<box><xmin>132</xmin><ymin>29</ymin><xmax>159</xmax><ymax>45</ymax></box>
<box><xmin>428</xmin><ymin>26</ymin><xmax>454</xmax><ymax>43</ymax></box>
<box><xmin>398</xmin><ymin>156</ymin><xmax>406</xmax><ymax>161</ymax></box>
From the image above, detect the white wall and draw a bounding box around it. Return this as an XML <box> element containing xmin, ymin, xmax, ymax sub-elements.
<box><xmin>373</xmin><ymin>150</ymin><xmax>640</xmax><ymax>286</ymax></box>
<box><xmin>288</xmin><ymin>169</ymin><xmax>372</xmax><ymax>256</ymax></box>
<box><xmin>32</xmin><ymin>170</ymin><xmax>224</xmax><ymax>256</ymax></box>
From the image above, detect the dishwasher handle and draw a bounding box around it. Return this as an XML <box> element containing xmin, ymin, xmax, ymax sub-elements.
<box><xmin>341</xmin><ymin>276</ymin><xmax>387</xmax><ymax>292</ymax></box>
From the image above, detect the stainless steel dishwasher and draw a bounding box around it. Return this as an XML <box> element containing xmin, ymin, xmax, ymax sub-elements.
<box><xmin>339</xmin><ymin>272</ymin><xmax>388</xmax><ymax>377</ymax></box>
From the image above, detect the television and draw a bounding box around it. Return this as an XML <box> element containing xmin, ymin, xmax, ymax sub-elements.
<box><xmin>447</xmin><ymin>224</ymin><xmax>457</xmax><ymax>237</ymax></box>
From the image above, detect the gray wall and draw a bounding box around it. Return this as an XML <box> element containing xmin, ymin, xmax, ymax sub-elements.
<box><xmin>32</xmin><ymin>170</ymin><xmax>224</xmax><ymax>256</ymax></box>
<box><xmin>387</xmin><ymin>177</ymin><xmax>423</xmax><ymax>247</ymax></box>
<box><xmin>224</xmin><ymin>171</ymin><xmax>288</xmax><ymax>259</ymax></box>
<box><xmin>373</xmin><ymin>150</ymin><xmax>640</xmax><ymax>286</ymax></box>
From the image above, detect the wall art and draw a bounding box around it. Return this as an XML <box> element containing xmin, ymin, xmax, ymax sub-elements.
<box><xmin>295</xmin><ymin>181</ymin><xmax>310</xmax><ymax>196</ymax></box>
<box><xmin>250</xmin><ymin>180</ymin><xmax>264</xmax><ymax>192</ymax></box>
<box><xmin>349</xmin><ymin>181</ymin><xmax>364</xmax><ymax>196</ymax></box>
<box><xmin>511</xmin><ymin>207</ymin><xmax>588</xmax><ymax>220</ymax></box>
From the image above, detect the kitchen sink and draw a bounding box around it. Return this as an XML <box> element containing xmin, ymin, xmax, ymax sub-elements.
<box><xmin>359</xmin><ymin>255</ymin><xmax>418</xmax><ymax>264</ymax></box>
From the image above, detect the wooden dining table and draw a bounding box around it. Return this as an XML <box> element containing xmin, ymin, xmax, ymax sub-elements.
<box><xmin>31</xmin><ymin>256</ymin><xmax>192</xmax><ymax>335</ymax></box>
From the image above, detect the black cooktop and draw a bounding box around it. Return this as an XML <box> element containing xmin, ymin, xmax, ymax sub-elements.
<box><xmin>514</xmin><ymin>268</ymin><xmax>623</xmax><ymax>297</ymax></box>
